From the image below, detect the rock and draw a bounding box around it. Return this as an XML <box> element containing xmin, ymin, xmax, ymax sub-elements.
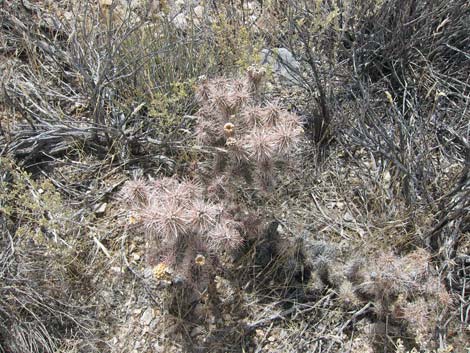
<box><xmin>141</xmin><ymin>307</ymin><xmax>154</xmax><ymax>326</ymax></box>
<box><xmin>343</xmin><ymin>211</ymin><xmax>354</xmax><ymax>222</ymax></box>
<box><xmin>260</xmin><ymin>48</ymin><xmax>301</xmax><ymax>84</ymax></box>
<box><xmin>174</xmin><ymin>0</ymin><xmax>186</xmax><ymax>9</ymax></box>
<box><xmin>171</xmin><ymin>2</ymin><xmax>205</xmax><ymax>30</ymax></box>
<box><xmin>110</xmin><ymin>266</ymin><xmax>124</xmax><ymax>273</ymax></box>
<box><xmin>172</xmin><ymin>12</ymin><xmax>188</xmax><ymax>31</ymax></box>
<box><xmin>149</xmin><ymin>316</ymin><xmax>159</xmax><ymax>330</ymax></box>
<box><xmin>190</xmin><ymin>326</ymin><xmax>204</xmax><ymax>337</ymax></box>
<box><xmin>193</xmin><ymin>5</ymin><xmax>204</xmax><ymax>18</ymax></box>
<box><xmin>334</xmin><ymin>201</ymin><xmax>345</xmax><ymax>210</ymax></box>
<box><xmin>143</xmin><ymin>267</ymin><xmax>153</xmax><ymax>278</ymax></box>
<box><xmin>383</xmin><ymin>170</ymin><xmax>391</xmax><ymax>188</ymax></box>
<box><xmin>191</xmin><ymin>5</ymin><xmax>206</xmax><ymax>26</ymax></box>
<box><xmin>246</xmin><ymin>1</ymin><xmax>259</xmax><ymax>11</ymax></box>
<box><xmin>62</xmin><ymin>11</ymin><xmax>75</xmax><ymax>21</ymax></box>
<box><xmin>94</xmin><ymin>202</ymin><xmax>107</xmax><ymax>215</ymax></box>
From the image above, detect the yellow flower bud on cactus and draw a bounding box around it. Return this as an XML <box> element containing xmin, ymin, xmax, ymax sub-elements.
<box><xmin>247</xmin><ymin>65</ymin><xmax>266</xmax><ymax>81</ymax></box>
<box><xmin>153</xmin><ymin>263</ymin><xmax>171</xmax><ymax>280</ymax></box>
<box><xmin>195</xmin><ymin>254</ymin><xmax>206</xmax><ymax>266</ymax></box>
<box><xmin>224</xmin><ymin>123</ymin><xmax>235</xmax><ymax>137</ymax></box>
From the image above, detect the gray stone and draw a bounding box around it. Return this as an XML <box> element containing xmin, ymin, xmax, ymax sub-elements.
<box><xmin>94</xmin><ymin>202</ymin><xmax>107</xmax><ymax>215</ymax></box>
<box><xmin>190</xmin><ymin>326</ymin><xmax>204</xmax><ymax>337</ymax></box>
<box><xmin>260</xmin><ymin>48</ymin><xmax>301</xmax><ymax>84</ymax></box>
<box><xmin>343</xmin><ymin>211</ymin><xmax>354</xmax><ymax>222</ymax></box>
<box><xmin>143</xmin><ymin>267</ymin><xmax>153</xmax><ymax>278</ymax></box>
<box><xmin>172</xmin><ymin>13</ymin><xmax>188</xmax><ymax>31</ymax></box>
<box><xmin>141</xmin><ymin>307</ymin><xmax>154</xmax><ymax>326</ymax></box>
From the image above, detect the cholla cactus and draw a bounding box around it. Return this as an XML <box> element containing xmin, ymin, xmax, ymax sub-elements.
<box><xmin>194</xmin><ymin>66</ymin><xmax>304</xmax><ymax>193</ymax></box>
<box><xmin>343</xmin><ymin>249</ymin><xmax>452</xmax><ymax>350</ymax></box>
<box><xmin>120</xmin><ymin>67</ymin><xmax>305</xmax><ymax>313</ymax></box>
<box><xmin>121</xmin><ymin>176</ymin><xmax>241</xmax><ymax>295</ymax></box>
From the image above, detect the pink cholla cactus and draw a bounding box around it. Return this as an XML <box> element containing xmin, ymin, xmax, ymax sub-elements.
<box><xmin>122</xmin><ymin>175</ymin><xmax>242</xmax><ymax>290</ymax></box>
<box><xmin>193</xmin><ymin>66</ymin><xmax>304</xmax><ymax>192</ymax></box>
<box><xmin>120</xmin><ymin>67</ymin><xmax>305</xmax><ymax>305</ymax></box>
<box><xmin>120</xmin><ymin>178</ymin><xmax>150</xmax><ymax>207</ymax></box>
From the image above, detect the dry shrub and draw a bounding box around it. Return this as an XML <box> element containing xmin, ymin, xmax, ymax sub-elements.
<box><xmin>261</xmin><ymin>1</ymin><xmax>468</xmax><ymax>348</ymax></box>
<box><xmin>0</xmin><ymin>0</ymin><xmax>262</xmax><ymax>171</ymax></box>
<box><xmin>339</xmin><ymin>7</ymin><xmax>469</xmax><ymax>344</ymax></box>
<box><xmin>0</xmin><ymin>235</ymin><xmax>98</xmax><ymax>353</ymax></box>
<box><xmin>0</xmin><ymin>158</ymin><xmax>103</xmax><ymax>353</ymax></box>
